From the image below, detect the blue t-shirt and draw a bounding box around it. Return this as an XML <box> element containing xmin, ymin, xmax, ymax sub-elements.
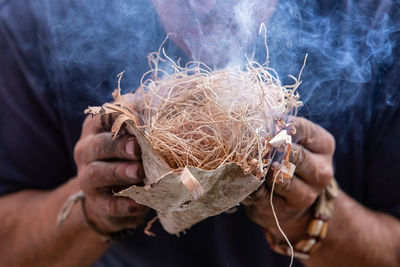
<box><xmin>0</xmin><ymin>0</ymin><xmax>399</xmax><ymax>266</ymax></box>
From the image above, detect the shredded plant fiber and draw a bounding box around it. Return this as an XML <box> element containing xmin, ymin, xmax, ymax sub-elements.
<box><xmin>134</xmin><ymin>47</ymin><xmax>303</xmax><ymax>175</ymax></box>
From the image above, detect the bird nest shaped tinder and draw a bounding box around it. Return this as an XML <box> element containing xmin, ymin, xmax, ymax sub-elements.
<box><xmin>86</xmin><ymin>48</ymin><xmax>304</xmax><ymax>235</ymax></box>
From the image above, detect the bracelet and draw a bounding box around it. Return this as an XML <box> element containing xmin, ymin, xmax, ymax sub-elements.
<box><xmin>57</xmin><ymin>190</ymin><xmax>136</xmax><ymax>243</ymax></box>
<box><xmin>265</xmin><ymin>178</ymin><xmax>339</xmax><ymax>259</ymax></box>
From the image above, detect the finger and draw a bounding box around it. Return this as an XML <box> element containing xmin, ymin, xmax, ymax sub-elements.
<box><xmin>98</xmin><ymin>195</ymin><xmax>148</xmax><ymax>218</ymax></box>
<box><xmin>106</xmin><ymin>215</ymin><xmax>147</xmax><ymax>228</ymax></box>
<box><xmin>246</xmin><ymin>185</ymin><xmax>290</xmax><ymax>225</ymax></box>
<box><xmin>250</xmin><ymin>184</ymin><xmax>289</xmax><ymax>211</ymax></box>
<box><xmin>101</xmin><ymin>112</ymin><xmax>142</xmax><ymax>136</ymax></box>
<box><xmin>81</xmin><ymin>115</ymin><xmax>105</xmax><ymax>137</ymax></box>
<box><xmin>100</xmin><ymin>113</ymin><xmax>119</xmax><ymax>132</ymax></box>
<box><xmin>81</xmin><ymin>161</ymin><xmax>144</xmax><ymax>194</ymax></box>
<box><xmin>266</xmin><ymin>174</ymin><xmax>319</xmax><ymax>209</ymax></box>
<box><xmin>84</xmin><ymin>190</ymin><xmax>148</xmax><ymax>232</ymax></box>
<box><xmin>104</xmin><ymin>212</ymin><xmax>149</xmax><ymax>232</ymax></box>
<box><xmin>75</xmin><ymin>133</ymin><xmax>141</xmax><ymax>164</ymax></box>
<box><xmin>290</xmin><ymin>117</ymin><xmax>335</xmax><ymax>155</ymax></box>
<box><xmin>290</xmin><ymin>144</ymin><xmax>333</xmax><ymax>189</ymax></box>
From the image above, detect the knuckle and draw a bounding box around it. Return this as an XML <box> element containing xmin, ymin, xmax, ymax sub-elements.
<box><xmin>73</xmin><ymin>140</ymin><xmax>85</xmax><ymax>164</ymax></box>
<box><xmin>81</xmin><ymin>116</ymin><xmax>100</xmax><ymax>135</ymax></box>
<box><xmin>112</xmin><ymin>164</ymin><xmax>119</xmax><ymax>179</ymax></box>
<box><xmin>83</xmin><ymin>162</ymin><xmax>97</xmax><ymax>181</ymax></box>
<box><xmin>112</xmin><ymin>163</ymin><xmax>125</xmax><ymax>181</ymax></box>
<box><xmin>82</xmin><ymin>116</ymin><xmax>93</xmax><ymax>130</ymax></box>
<box><xmin>303</xmin><ymin>128</ymin><xmax>316</xmax><ymax>148</ymax></box>
<box><xmin>79</xmin><ymin>163</ymin><xmax>97</xmax><ymax>192</ymax></box>
<box><xmin>91</xmin><ymin>138</ymin><xmax>103</xmax><ymax>158</ymax></box>
<box><xmin>92</xmin><ymin>133</ymin><xmax>113</xmax><ymax>159</ymax></box>
<box><xmin>73</xmin><ymin>148</ymin><xmax>81</xmax><ymax>165</ymax></box>
<box><xmin>294</xmin><ymin>146</ymin><xmax>306</xmax><ymax>166</ymax></box>
<box><xmin>274</xmin><ymin>181</ymin><xmax>291</xmax><ymax>195</ymax></box>
<box><xmin>86</xmin><ymin>161</ymin><xmax>104</xmax><ymax>183</ymax></box>
<box><xmin>275</xmin><ymin>199</ymin><xmax>289</xmax><ymax>215</ymax></box>
<box><xmin>295</xmin><ymin>117</ymin><xmax>306</xmax><ymax>132</ymax></box>
<box><xmin>325</xmin><ymin>133</ymin><xmax>336</xmax><ymax>155</ymax></box>
<box><xmin>317</xmin><ymin>164</ymin><xmax>334</xmax><ymax>186</ymax></box>
<box><xmin>302</xmin><ymin>191</ymin><xmax>318</xmax><ymax>208</ymax></box>
<box><xmin>106</xmin><ymin>198</ymin><xmax>119</xmax><ymax>216</ymax></box>
<box><xmin>297</xmin><ymin>117</ymin><xmax>310</xmax><ymax>137</ymax></box>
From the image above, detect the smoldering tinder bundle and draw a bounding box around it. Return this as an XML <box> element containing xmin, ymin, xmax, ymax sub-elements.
<box><xmin>136</xmin><ymin>48</ymin><xmax>303</xmax><ymax>175</ymax></box>
<box><xmin>86</xmin><ymin>44</ymin><xmax>304</xmax><ymax>234</ymax></box>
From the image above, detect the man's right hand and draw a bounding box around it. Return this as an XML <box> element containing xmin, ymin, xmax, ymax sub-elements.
<box><xmin>73</xmin><ymin>114</ymin><xmax>148</xmax><ymax>233</ymax></box>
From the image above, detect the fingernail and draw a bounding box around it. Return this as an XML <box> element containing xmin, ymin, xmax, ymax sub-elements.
<box><xmin>125</xmin><ymin>164</ymin><xmax>138</xmax><ymax>179</ymax></box>
<box><xmin>125</xmin><ymin>141</ymin><xmax>134</xmax><ymax>156</ymax></box>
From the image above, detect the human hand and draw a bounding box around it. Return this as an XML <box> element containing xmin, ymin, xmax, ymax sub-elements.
<box><xmin>74</xmin><ymin>110</ymin><xmax>148</xmax><ymax>233</ymax></box>
<box><xmin>246</xmin><ymin>117</ymin><xmax>335</xmax><ymax>241</ymax></box>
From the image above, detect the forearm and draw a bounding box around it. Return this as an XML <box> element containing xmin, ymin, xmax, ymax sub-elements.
<box><xmin>303</xmin><ymin>191</ymin><xmax>400</xmax><ymax>267</ymax></box>
<box><xmin>0</xmin><ymin>178</ymin><xmax>108</xmax><ymax>267</ymax></box>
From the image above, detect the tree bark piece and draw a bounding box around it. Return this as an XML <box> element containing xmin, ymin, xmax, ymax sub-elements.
<box><xmin>116</xmin><ymin>119</ymin><xmax>263</xmax><ymax>234</ymax></box>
